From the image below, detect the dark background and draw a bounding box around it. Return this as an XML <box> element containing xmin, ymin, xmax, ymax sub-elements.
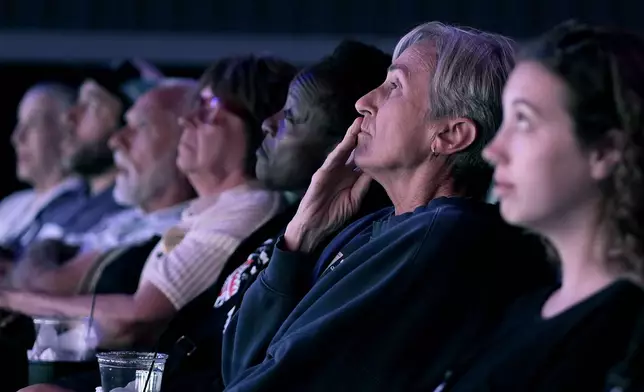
<box><xmin>0</xmin><ymin>0</ymin><xmax>640</xmax><ymax>197</ymax></box>
<box><xmin>0</xmin><ymin>0</ymin><xmax>639</xmax><ymax>36</ymax></box>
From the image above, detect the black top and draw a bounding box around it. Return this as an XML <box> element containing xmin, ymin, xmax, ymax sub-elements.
<box><xmin>443</xmin><ymin>280</ymin><xmax>644</xmax><ymax>392</ymax></box>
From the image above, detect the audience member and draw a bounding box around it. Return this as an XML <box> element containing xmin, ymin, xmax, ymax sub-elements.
<box><xmin>0</xmin><ymin>83</ymin><xmax>80</xmax><ymax>392</ymax></box>
<box><xmin>221</xmin><ymin>22</ymin><xmax>553</xmax><ymax>391</ymax></box>
<box><xmin>438</xmin><ymin>21</ymin><xmax>644</xmax><ymax>392</ymax></box>
<box><xmin>0</xmin><ymin>84</ymin><xmax>84</xmax><ymax>256</ymax></box>
<box><xmin>158</xmin><ymin>40</ymin><xmax>392</xmax><ymax>392</ymax></box>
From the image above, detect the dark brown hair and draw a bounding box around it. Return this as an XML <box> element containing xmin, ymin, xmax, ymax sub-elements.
<box><xmin>199</xmin><ymin>56</ymin><xmax>297</xmax><ymax>176</ymax></box>
<box><xmin>521</xmin><ymin>21</ymin><xmax>644</xmax><ymax>277</ymax></box>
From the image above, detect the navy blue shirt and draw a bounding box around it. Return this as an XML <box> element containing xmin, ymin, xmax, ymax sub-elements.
<box><xmin>12</xmin><ymin>184</ymin><xmax>124</xmax><ymax>258</ymax></box>
<box><xmin>39</xmin><ymin>184</ymin><xmax>124</xmax><ymax>235</ymax></box>
<box><xmin>222</xmin><ymin>197</ymin><xmax>555</xmax><ymax>391</ymax></box>
<box><xmin>0</xmin><ymin>183</ymin><xmax>87</xmax><ymax>258</ymax></box>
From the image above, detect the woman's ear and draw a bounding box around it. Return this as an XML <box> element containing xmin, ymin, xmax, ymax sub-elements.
<box><xmin>589</xmin><ymin>129</ymin><xmax>624</xmax><ymax>181</ymax></box>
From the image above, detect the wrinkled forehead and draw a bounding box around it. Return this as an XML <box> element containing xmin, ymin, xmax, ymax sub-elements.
<box><xmin>393</xmin><ymin>41</ymin><xmax>437</xmax><ymax>75</ymax></box>
<box><xmin>125</xmin><ymin>97</ymin><xmax>163</xmax><ymax>124</ymax></box>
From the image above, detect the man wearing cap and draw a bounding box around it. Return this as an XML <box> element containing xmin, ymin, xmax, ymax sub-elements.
<box><xmin>29</xmin><ymin>62</ymin><xmax>156</xmax><ymax>243</ymax></box>
<box><xmin>1</xmin><ymin>62</ymin><xmax>156</xmax><ymax>262</ymax></box>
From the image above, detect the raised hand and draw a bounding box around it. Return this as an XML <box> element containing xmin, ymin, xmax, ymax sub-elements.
<box><xmin>284</xmin><ymin>117</ymin><xmax>372</xmax><ymax>253</ymax></box>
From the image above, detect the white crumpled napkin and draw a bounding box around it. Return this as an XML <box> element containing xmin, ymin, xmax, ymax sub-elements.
<box><xmin>29</xmin><ymin>319</ymin><xmax>99</xmax><ymax>361</ymax></box>
<box><xmin>109</xmin><ymin>381</ymin><xmax>137</xmax><ymax>392</ymax></box>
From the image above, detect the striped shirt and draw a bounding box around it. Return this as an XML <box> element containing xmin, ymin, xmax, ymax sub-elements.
<box><xmin>140</xmin><ymin>182</ymin><xmax>285</xmax><ymax>310</ymax></box>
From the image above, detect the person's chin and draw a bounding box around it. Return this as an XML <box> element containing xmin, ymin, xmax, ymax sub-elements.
<box><xmin>176</xmin><ymin>156</ymin><xmax>192</xmax><ymax>172</ymax></box>
<box><xmin>256</xmin><ymin>169</ymin><xmax>286</xmax><ymax>191</ymax></box>
<box><xmin>113</xmin><ymin>189</ymin><xmax>138</xmax><ymax>207</ymax></box>
<box><xmin>255</xmin><ymin>160</ymin><xmax>268</xmax><ymax>180</ymax></box>
<box><xmin>353</xmin><ymin>148</ymin><xmax>374</xmax><ymax>168</ymax></box>
<box><xmin>16</xmin><ymin>168</ymin><xmax>31</xmax><ymax>183</ymax></box>
<box><xmin>499</xmin><ymin>201</ymin><xmax>525</xmax><ymax>227</ymax></box>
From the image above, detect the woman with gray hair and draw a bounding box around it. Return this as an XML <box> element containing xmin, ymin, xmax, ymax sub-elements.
<box><xmin>221</xmin><ymin>22</ymin><xmax>553</xmax><ymax>391</ymax></box>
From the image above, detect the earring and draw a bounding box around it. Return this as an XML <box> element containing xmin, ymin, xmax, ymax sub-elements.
<box><xmin>431</xmin><ymin>146</ymin><xmax>438</xmax><ymax>156</ymax></box>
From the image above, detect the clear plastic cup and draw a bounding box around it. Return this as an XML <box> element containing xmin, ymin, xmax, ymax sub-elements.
<box><xmin>30</xmin><ymin>316</ymin><xmax>98</xmax><ymax>362</ymax></box>
<box><xmin>96</xmin><ymin>352</ymin><xmax>167</xmax><ymax>392</ymax></box>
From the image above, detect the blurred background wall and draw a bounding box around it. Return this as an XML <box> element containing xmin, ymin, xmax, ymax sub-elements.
<box><xmin>0</xmin><ymin>0</ymin><xmax>639</xmax><ymax>197</ymax></box>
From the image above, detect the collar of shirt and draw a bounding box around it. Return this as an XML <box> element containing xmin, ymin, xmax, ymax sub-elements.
<box><xmin>137</xmin><ymin>199</ymin><xmax>193</xmax><ymax>223</ymax></box>
<box><xmin>85</xmin><ymin>199</ymin><xmax>191</xmax><ymax>234</ymax></box>
<box><xmin>183</xmin><ymin>181</ymin><xmax>264</xmax><ymax>219</ymax></box>
<box><xmin>32</xmin><ymin>176</ymin><xmax>85</xmax><ymax>205</ymax></box>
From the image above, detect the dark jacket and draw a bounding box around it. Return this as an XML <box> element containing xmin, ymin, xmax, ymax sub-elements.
<box><xmin>222</xmin><ymin>197</ymin><xmax>555</xmax><ymax>391</ymax></box>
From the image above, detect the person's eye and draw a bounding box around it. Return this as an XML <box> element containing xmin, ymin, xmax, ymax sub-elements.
<box><xmin>514</xmin><ymin>111</ymin><xmax>532</xmax><ymax>132</ymax></box>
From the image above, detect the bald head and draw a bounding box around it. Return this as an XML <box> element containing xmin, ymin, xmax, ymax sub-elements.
<box><xmin>119</xmin><ymin>81</ymin><xmax>196</xmax><ymax>149</ymax></box>
<box><xmin>109</xmin><ymin>81</ymin><xmax>196</xmax><ymax>210</ymax></box>
<box><xmin>139</xmin><ymin>82</ymin><xmax>196</xmax><ymax>118</ymax></box>
<box><xmin>12</xmin><ymin>83</ymin><xmax>75</xmax><ymax>189</ymax></box>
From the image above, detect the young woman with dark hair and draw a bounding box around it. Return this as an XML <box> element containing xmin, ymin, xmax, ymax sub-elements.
<box><xmin>436</xmin><ymin>21</ymin><xmax>644</xmax><ymax>392</ymax></box>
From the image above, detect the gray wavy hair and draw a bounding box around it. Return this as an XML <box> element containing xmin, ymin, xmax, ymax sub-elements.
<box><xmin>394</xmin><ymin>22</ymin><xmax>516</xmax><ymax>199</ymax></box>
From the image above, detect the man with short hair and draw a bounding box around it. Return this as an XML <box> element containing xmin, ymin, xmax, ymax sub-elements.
<box><xmin>12</xmin><ymin>84</ymin><xmax>75</xmax><ymax>192</ymax></box>
<box><xmin>0</xmin><ymin>83</ymin><xmax>83</xmax><ymax>392</ymax></box>
<box><xmin>0</xmin><ymin>84</ymin><xmax>84</xmax><ymax>252</ymax></box>
<box><xmin>221</xmin><ymin>22</ymin><xmax>553</xmax><ymax>391</ymax></box>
